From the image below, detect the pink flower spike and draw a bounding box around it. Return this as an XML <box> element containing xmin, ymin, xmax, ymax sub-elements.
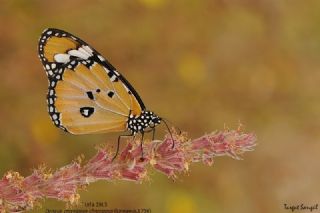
<box><xmin>0</xmin><ymin>127</ymin><xmax>257</xmax><ymax>212</ymax></box>
<box><xmin>118</xmin><ymin>142</ymin><xmax>149</xmax><ymax>181</ymax></box>
<box><xmin>190</xmin><ymin>130</ymin><xmax>257</xmax><ymax>163</ymax></box>
<box><xmin>150</xmin><ymin>136</ymin><xmax>187</xmax><ymax>178</ymax></box>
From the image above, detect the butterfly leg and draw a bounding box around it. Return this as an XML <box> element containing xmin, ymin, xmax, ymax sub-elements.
<box><xmin>112</xmin><ymin>133</ymin><xmax>134</xmax><ymax>161</ymax></box>
<box><xmin>140</xmin><ymin>132</ymin><xmax>145</xmax><ymax>161</ymax></box>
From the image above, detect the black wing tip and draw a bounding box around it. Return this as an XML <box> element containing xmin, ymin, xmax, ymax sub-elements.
<box><xmin>38</xmin><ymin>28</ymin><xmax>72</xmax><ymax>56</ymax></box>
<box><xmin>42</xmin><ymin>28</ymin><xmax>64</xmax><ymax>34</ymax></box>
<box><xmin>40</xmin><ymin>28</ymin><xmax>72</xmax><ymax>39</ymax></box>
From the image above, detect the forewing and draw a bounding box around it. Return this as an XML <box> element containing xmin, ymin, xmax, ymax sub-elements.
<box><xmin>38</xmin><ymin>28</ymin><xmax>146</xmax><ymax>134</ymax></box>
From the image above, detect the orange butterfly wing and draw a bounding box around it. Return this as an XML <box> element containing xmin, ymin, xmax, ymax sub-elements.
<box><xmin>38</xmin><ymin>28</ymin><xmax>145</xmax><ymax>134</ymax></box>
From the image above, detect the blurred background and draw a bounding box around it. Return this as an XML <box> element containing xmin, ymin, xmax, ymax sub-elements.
<box><xmin>0</xmin><ymin>0</ymin><xmax>320</xmax><ymax>212</ymax></box>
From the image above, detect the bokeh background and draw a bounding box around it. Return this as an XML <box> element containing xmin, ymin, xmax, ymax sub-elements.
<box><xmin>1</xmin><ymin>0</ymin><xmax>320</xmax><ymax>212</ymax></box>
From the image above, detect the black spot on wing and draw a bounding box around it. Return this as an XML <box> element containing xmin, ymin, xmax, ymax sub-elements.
<box><xmin>107</xmin><ymin>71</ymin><xmax>119</xmax><ymax>82</ymax></box>
<box><xmin>80</xmin><ymin>107</ymin><xmax>94</xmax><ymax>117</ymax></box>
<box><xmin>107</xmin><ymin>71</ymin><xmax>113</xmax><ymax>78</ymax></box>
<box><xmin>86</xmin><ymin>91</ymin><xmax>94</xmax><ymax>100</ymax></box>
<box><xmin>107</xmin><ymin>91</ymin><xmax>115</xmax><ymax>98</ymax></box>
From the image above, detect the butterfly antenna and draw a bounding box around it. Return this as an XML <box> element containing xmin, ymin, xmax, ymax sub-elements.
<box><xmin>162</xmin><ymin>119</ymin><xmax>175</xmax><ymax>149</ymax></box>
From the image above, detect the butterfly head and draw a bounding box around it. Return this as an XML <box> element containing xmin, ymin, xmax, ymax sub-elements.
<box><xmin>128</xmin><ymin>110</ymin><xmax>161</xmax><ymax>134</ymax></box>
<box><xmin>148</xmin><ymin>111</ymin><xmax>162</xmax><ymax>127</ymax></box>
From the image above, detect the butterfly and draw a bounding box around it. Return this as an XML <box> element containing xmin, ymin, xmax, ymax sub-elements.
<box><xmin>38</xmin><ymin>28</ymin><xmax>172</xmax><ymax>157</ymax></box>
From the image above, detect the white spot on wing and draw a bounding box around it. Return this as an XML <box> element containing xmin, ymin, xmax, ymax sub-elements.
<box><xmin>83</xmin><ymin>45</ymin><xmax>93</xmax><ymax>54</ymax></box>
<box><xmin>83</xmin><ymin>109</ymin><xmax>89</xmax><ymax>116</ymax></box>
<box><xmin>68</xmin><ymin>49</ymin><xmax>89</xmax><ymax>60</ymax></box>
<box><xmin>78</xmin><ymin>47</ymin><xmax>92</xmax><ymax>58</ymax></box>
<box><xmin>54</xmin><ymin>54</ymin><xmax>70</xmax><ymax>63</ymax></box>
<box><xmin>97</xmin><ymin>55</ymin><xmax>105</xmax><ymax>61</ymax></box>
<box><xmin>110</xmin><ymin>75</ymin><xmax>117</xmax><ymax>82</ymax></box>
<box><xmin>52</xmin><ymin>114</ymin><xmax>58</xmax><ymax>120</ymax></box>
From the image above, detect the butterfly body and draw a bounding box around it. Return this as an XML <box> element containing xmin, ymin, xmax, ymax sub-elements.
<box><xmin>127</xmin><ymin>111</ymin><xmax>161</xmax><ymax>135</ymax></box>
<box><xmin>38</xmin><ymin>28</ymin><xmax>161</xmax><ymax>135</ymax></box>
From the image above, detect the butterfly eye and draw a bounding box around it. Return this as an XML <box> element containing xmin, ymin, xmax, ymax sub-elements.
<box><xmin>149</xmin><ymin>121</ymin><xmax>155</xmax><ymax>128</ymax></box>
